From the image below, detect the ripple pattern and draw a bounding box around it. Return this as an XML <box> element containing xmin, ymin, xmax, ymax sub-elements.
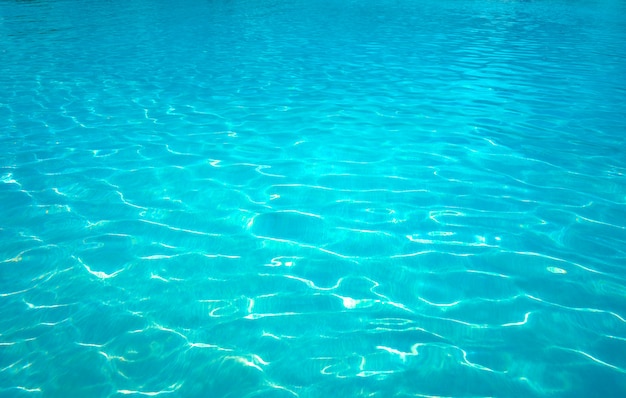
<box><xmin>1</xmin><ymin>0</ymin><xmax>626</xmax><ymax>397</ymax></box>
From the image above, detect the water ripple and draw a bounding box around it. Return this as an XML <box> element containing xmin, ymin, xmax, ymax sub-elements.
<box><xmin>2</xmin><ymin>0</ymin><xmax>626</xmax><ymax>396</ymax></box>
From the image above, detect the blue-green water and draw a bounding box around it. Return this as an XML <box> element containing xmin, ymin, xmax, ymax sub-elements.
<box><xmin>2</xmin><ymin>0</ymin><xmax>626</xmax><ymax>396</ymax></box>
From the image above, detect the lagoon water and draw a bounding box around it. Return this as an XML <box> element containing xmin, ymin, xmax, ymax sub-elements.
<box><xmin>1</xmin><ymin>0</ymin><xmax>626</xmax><ymax>396</ymax></box>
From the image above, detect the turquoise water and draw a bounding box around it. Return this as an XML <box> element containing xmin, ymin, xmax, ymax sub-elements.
<box><xmin>2</xmin><ymin>0</ymin><xmax>626</xmax><ymax>396</ymax></box>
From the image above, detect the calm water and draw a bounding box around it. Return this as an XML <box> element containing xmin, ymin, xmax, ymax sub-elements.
<box><xmin>2</xmin><ymin>0</ymin><xmax>626</xmax><ymax>396</ymax></box>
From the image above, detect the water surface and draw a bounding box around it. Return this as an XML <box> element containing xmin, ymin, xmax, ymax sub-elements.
<box><xmin>1</xmin><ymin>0</ymin><xmax>626</xmax><ymax>396</ymax></box>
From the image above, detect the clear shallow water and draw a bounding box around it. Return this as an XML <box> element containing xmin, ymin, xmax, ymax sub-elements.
<box><xmin>1</xmin><ymin>0</ymin><xmax>626</xmax><ymax>396</ymax></box>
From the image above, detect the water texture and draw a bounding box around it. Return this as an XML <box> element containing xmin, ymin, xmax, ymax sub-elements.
<box><xmin>1</xmin><ymin>0</ymin><xmax>626</xmax><ymax>396</ymax></box>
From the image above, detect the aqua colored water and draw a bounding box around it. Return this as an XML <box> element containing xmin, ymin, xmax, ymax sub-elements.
<box><xmin>2</xmin><ymin>0</ymin><xmax>626</xmax><ymax>396</ymax></box>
